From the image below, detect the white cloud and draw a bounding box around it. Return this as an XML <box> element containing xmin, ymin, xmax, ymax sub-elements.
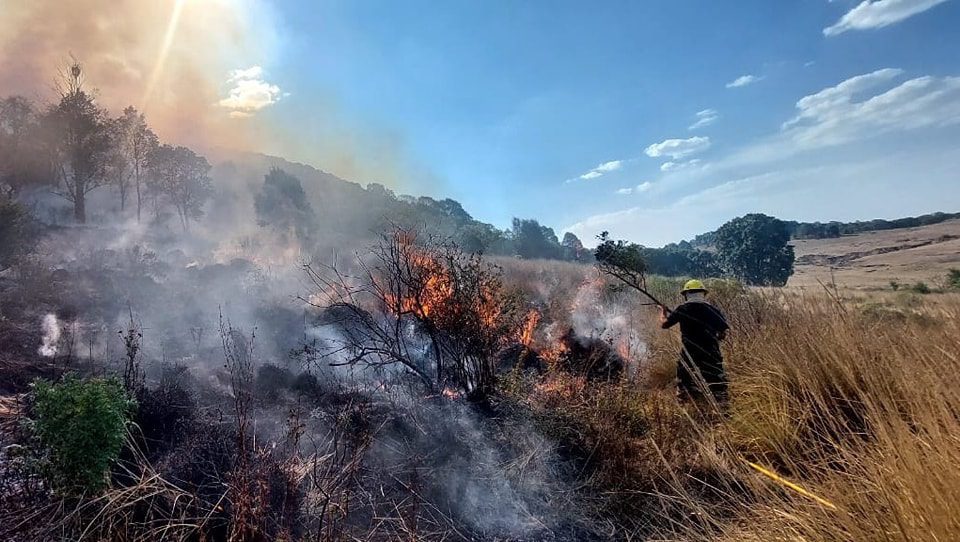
<box><xmin>726</xmin><ymin>74</ymin><xmax>764</xmax><ymax>88</ymax></box>
<box><xmin>595</xmin><ymin>160</ymin><xmax>622</xmax><ymax>172</ymax></box>
<box><xmin>782</xmin><ymin>68</ymin><xmax>960</xmax><ymax>147</ymax></box>
<box><xmin>615</xmin><ymin>181</ymin><xmax>653</xmax><ymax>196</ymax></box>
<box><xmin>571</xmin><ymin>159</ymin><xmax>624</xmax><ymax>182</ymax></box>
<box><xmin>824</xmin><ymin>0</ymin><xmax>951</xmax><ymax>36</ymax></box>
<box><xmin>688</xmin><ymin>108</ymin><xmax>719</xmax><ymax>131</ymax></box>
<box><xmin>219</xmin><ymin>65</ymin><xmax>283</xmax><ymax>118</ymax></box>
<box><xmin>645</xmin><ymin>136</ymin><xmax>711</xmax><ymax>160</ymax></box>
<box><xmin>228</xmin><ymin>66</ymin><xmax>264</xmax><ymax>81</ymax></box>
<box><xmin>660</xmin><ymin>158</ymin><xmax>702</xmax><ymax>172</ymax></box>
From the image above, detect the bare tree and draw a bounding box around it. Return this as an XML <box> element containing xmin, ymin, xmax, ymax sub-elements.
<box><xmin>303</xmin><ymin>228</ymin><xmax>525</xmax><ymax>399</ymax></box>
<box><xmin>42</xmin><ymin>63</ymin><xmax>112</xmax><ymax>223</ymax></box>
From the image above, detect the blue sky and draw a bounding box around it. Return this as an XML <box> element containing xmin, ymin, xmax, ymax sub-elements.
<box><xmin>249</xmin><ymin>0</ymin><xmax>960</xmax><ymax>245</ymax></box>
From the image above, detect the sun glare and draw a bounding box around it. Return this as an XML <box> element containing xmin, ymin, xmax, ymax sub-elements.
<box><xmin>142</xmin><ymin>0</ymin><xmax>189</xmax><ymax>109</ymax></box>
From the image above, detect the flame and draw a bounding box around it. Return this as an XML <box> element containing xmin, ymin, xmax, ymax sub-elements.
<box><xmin>533</xmin><ymin>374</ymin><xmax>584</xmax><ymax>401</ymax></box>
<box><xmin>441</xmin><ymin>387</ymin><xmax>462</xmax><ymax>400</ymax></box>
<box><xmin>518</xmin><ymin>309</ymin><xmax>540</xmax><ymax>348</ymax></box>
<box><xmin>381</xmin><ymin>237</ymin><xmax>504</xmax><ymax>340</ymax></box>
<box><xmin>540</xmin><ymin>340</ymin><xmax>569</xmax><ymax>370</ymax></box>
<box><xmin>382</xmin><ymin>248</ymin><xmax>453</xmax><ymax>320</ymax></box>
<box><xmin>615</xmin><ymin>337</ymin><xmax>631</xmax><ymax>361</ymax></box>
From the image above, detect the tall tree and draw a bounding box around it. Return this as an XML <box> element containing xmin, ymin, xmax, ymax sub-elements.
<box><xmin>115</xmin><ymin>107</ymin><xmax>157</xmax><ymax>222</ymax></box>
<box><xmin>254</xmin><ymin>168</ymin><xmax>316</xmax><ymax>243</ymax></box>
<box><xmin>714</xmin><ymin>213</ymin><xmax>795</xmax><ymax>286</ymax></box>
<box><xmin>42</xmin><ymin>64</ymin><xmax>112</xmax><ymax>223</ymax></box>
<box><xmin>561</xmin><ymin>232</ymin><xmax>585</xmax><ymax>261</ymax></box>
<box><xmin>511</xmin><ymin>218</ymin><xmax>561</xmax><ymax>259</ymax></box>
<box><xmin>0</xmin><ymin>96</ymin><xmax>49</xmax><ymax>196</ymax></box>
<box><xmin>147</xmin><ymin>144</ymin><xmax>212</xmax><ymax>231</ymax></box>
<box><xmin>104</xmin><ymin>117</ymin><xmax>131</xmax><ymax>212</ymax></box>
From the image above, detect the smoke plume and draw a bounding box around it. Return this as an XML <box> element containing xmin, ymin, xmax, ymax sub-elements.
<box><xmin>0</xmin><ymin>0</ymin><xmax>280</xmax><ymax>154</ymax></box>
<box><xmin>38</xmin><ymin>313</ymin><xmax>61</xmax><ymax>358</ymax></box>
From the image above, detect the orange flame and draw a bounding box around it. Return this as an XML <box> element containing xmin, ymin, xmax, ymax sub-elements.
<box><xmin>518</xmin><ymin>309</ymin><xmax>540</xmax><ymax>348</ymax></box>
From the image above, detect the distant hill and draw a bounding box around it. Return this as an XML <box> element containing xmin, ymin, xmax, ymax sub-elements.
<box><xmin>690</xmin><ymin>211</ymin><xmax>960</xmax><ymax>247</ymax></box>
<box><xmin>205</xmin><ymin>150</ymin><xmax>581</xmax><ymax>260</ymax></box>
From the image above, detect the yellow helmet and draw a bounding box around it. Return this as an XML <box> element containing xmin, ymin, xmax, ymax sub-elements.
<box><xmin>681</xmin><ymin>279</ymin><xmax>707</xmax><ymax>294</ymax></box>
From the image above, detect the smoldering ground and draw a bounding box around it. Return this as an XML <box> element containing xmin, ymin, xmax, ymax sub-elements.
<box><xmin>0</xmin><ymin>145</ymin><xmax>660</xmax><ymax>539</ymax></box>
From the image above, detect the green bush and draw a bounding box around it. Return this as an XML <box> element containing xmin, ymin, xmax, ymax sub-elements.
<box><xmin>948</xmin><ymin>269</ymin><xmax>960</xmax><ymax>290</ymax></box>
<box><xmin>29</xmin><ymin>376</ymin><xmax>134</xmax><ymax>494</ymax></box>
<box><xmin>910</xmin><ymin>282</ymin><xmax>932</xmax><ymax>294</ymax></box>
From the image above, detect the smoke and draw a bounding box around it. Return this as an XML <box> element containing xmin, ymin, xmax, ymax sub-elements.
<box><xmin>0</xmin><ymin>0</ymin><xmax>437</xmax><ymax>192</ymax></box>
<box><xmin>0</xmin><ymin>0</ymin><xmax>279</xmax><ymax>154</ymax></box>
<box><xmin>38</xmin><ymin>313</ymin><xmax>61</xmax><ymax>357</ymax></box>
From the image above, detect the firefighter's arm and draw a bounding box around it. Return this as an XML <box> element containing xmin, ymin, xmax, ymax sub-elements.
<box><xmin>659</xmin><ymin>305</ymin><xmax>676</xmax><ymax>329</ymax></box>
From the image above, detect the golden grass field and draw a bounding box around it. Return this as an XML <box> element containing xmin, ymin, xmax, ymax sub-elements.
<box><xmin>789</xmin><ymin>219</ymin><xmax>960</xmax><ymax>290</ymax></box>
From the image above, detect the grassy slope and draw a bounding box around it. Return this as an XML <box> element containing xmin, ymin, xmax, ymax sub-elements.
<box><xmin>788</xmin><ymin>219</ymin><xmax>960</xmax><ymax>290</ymax></box>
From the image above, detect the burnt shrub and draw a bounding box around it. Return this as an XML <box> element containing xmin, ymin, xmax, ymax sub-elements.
<box><xmin>255</xmin><ymin>363</ymin><xmax>294</xmax><ymax>404</ymax></box>
<box><xmin>134</xmin><ymin>368</ymin><xmax>197</xmax><ymax>459</ymax></box>
<box><xmin>161</xmin><ymin>420</ymin><xmax>237</xmax><ymax>506</ymax></box>
<box><xmin>290</xmin><ymin>371</ymin><xmax>321</xmax><ymax>398</ymax></box>
<box><xmin>557</xmin><ymin>328</ymin><xmax>624</xmax><ymax>381</ymax></box>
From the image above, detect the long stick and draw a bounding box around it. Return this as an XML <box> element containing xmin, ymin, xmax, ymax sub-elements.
<box><xmin>745</xmin><ymin>459</ymin><xmax>838</xmax><ymax>510</ymax></box>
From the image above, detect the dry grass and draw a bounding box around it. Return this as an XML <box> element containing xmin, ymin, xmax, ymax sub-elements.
<box><xmin>511</xmin><ymin>259</ymin><xmax>960</xmax><ymax>540</ymax></box>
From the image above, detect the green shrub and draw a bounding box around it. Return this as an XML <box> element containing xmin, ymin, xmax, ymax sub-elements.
<box><xmin>910</xmin><ymin>281</ymin><xmax>932</xmax><ymax>294</ymax></box>
<box><xmin>29</xmin><ymin>376</ymin><xmax>134</xmax><ymax>494</ymax></box>
<box><xmin>948</xmin><ymin>269</ymin><xmax>960</xmax><ymax>290</ymax></box>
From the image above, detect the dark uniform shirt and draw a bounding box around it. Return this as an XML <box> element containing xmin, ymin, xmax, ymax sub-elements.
<box><xmin>662</xmin><ymin>301</ymin><xmax>729</xmax><ymax>380</ymax></box>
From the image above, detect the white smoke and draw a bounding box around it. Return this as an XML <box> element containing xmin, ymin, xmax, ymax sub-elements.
<box><xmin>38</xmin><ymin>313</ymin><xmax>60</xmax><ymax>357</ymax></box>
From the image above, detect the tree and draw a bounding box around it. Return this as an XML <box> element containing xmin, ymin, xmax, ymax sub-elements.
<box><xmin>147</xmin><ymin>144</ymin><xmax>212</xmax><ymax>230</ymax></box>
<box><xmin>104</xmin><ymin>117</ymin><xmax>131</xmax><ymax>212</ymax></box>
<box><xmin>114</xmin><ymin>106</ymin><xmax>157</xmax><ymax>221</ymax></box>
<box><xmin>42</xmin><ymin>64</ymin><xmax>113</xmax><ymax>223</ymax></box>
<box><xmin>594</xmin><ymin>231</ymin><xmax>669</xmax><ymax>308</ymax></box>
<box><xmin>714</xmin><ymin>213</ymin><xmax>795</xmax><ymax>286</ymax></box>
<box><xmin>561</xmin><ymin>232</ymin><xmax>585</xmax><ymax>261</ymax></box>
<box><xmin>254</xmin><ymin>168</ymin><xmax>316</xmax><ymax>243</ymax></box>
<box><xmin>0</xmin><ymin>96</ymin><xmax>49</xmax><ymax>196</ymax></box>
<box><xmin>511</xmin><ymin>218</ymin><xmax>561</xmax><ymax>259</ymax></box>
<box><xmin>0</xmin><ymin>196</ymin><xmax>36</xmax><ymax>271</ymax></box>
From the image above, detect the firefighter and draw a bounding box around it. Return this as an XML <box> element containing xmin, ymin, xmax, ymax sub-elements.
<box><xmin>658</xmin><ymin>279</ymin><xmax>729</xmax><ymax>403</ymax></box>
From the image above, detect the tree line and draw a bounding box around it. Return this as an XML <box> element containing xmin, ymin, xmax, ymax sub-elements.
<box><xmin>0</xmin><ymin>63</ymin><xmax>212</xmax><ymax>229</ymax></box>
<box><xmin>692</xmin><ymin>211</ymin><xmax>960</xmax><ymax>245</ymax></box>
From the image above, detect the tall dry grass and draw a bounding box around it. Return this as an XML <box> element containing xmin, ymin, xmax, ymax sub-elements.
<box><xmin>707</xmin><ymin>291</ymin><xmax>960</xmax><ymax>541</ymax></box>
<box><xmin>500</xmin><ymin>256</ymin><xmax>960</xmax><ymax>540</ymax></box>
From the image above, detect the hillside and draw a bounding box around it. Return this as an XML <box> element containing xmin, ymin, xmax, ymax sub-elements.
<box><xmin>788</xmin><ymin>219</ymin><xmax>960</xmax><ymax>289</ymax></box>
